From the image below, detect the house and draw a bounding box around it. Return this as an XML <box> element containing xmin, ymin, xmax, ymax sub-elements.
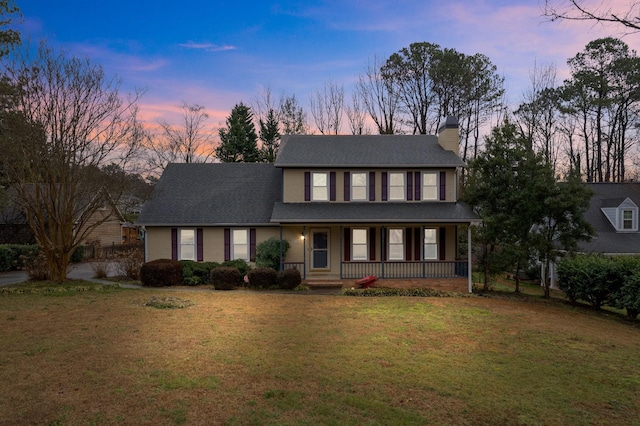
<box><xmin>136</xmin><ymin>117</ymin><xmax>480</xmax><ymax>291</ymax></box>
<box><xmin>545</xmin><ymin>183</ymin><xmax>640</xmax><ymax>289</ymax></box>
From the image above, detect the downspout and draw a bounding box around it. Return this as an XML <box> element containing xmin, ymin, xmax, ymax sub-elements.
<box><xmin>279</xmin><ymin>226</ymin><xmax>283</xmax><ymax>271</ymax></box>
<box><xmin>141</xmin><ymin>226</ymin><xmax>147</xmax><ymax>262</ymax></box>
<box><xmin>467</xmin><ymin>224</ymin><xmax>472</xmax><ymax>293</ymax></box>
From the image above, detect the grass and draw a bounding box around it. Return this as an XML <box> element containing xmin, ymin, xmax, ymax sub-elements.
<box><xmin>1</xmin><ymin>283</ymin><xmax>639</xmax><ymax>425</ymax></box>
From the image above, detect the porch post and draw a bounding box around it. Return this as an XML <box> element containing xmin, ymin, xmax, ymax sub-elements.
<box><xmin>339</xmin><ymin>225</ymin><xmax>343</xmax><ymax>279</ymax></box>
<box><xmin>467</xmin><ymin>225</ymin><xmax>473</xmax><ymax>293</ymax></box>
<box><xmin>302</xmin><ymin>226</ymin><xmax>306</xmax><ymax>279</ymax></box>
<box><xmin>279</xmin><ymin>226</ymin><xmax>283</xmax><ymax>271</ymax></box>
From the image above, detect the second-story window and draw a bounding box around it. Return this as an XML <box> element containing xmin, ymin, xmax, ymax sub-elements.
<box><xmin>422</xmin><ymin>172</ymin><xmax>438</xmax><ymax>200</ymax></box>
<box><xmin>312</xmin><ymin>172</ymin><xmax>329</xmax><ymax>201</ymax></box>
<box><xmin>389</xmin><ymin>172</ymin><xmax>405</xmax><ymax>201</ymax></box>
<box><xmin>351</xmin><ymin>172</ymin><xmax>367</xmax><ymax>201</ymax></box>
<box><xmin>622</xmin><ymin>209</ymin><xmax>634</xmax><ymax>230</ymax></box>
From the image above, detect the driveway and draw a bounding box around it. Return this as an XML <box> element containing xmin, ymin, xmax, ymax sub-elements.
<box><xmin>0</xmin><ymin>262</ymin><xmax>136</xmax><ymax>287</ymax></box>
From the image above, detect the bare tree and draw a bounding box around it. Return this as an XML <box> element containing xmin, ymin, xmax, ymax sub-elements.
<box><xmin>357</xmin><ymin>56</ymin><xmax>400</xmax><ymax>134</ymax></box>
<box><xmin>0</xmin><ymin>43</ymin><xmax>143</xmax><ymax>281</ymax></box>
<box><xmin>309</xmin><ymin>80</ymin><xmax>344</xmax><ymax>134</ymax></box>
<box><xmin>543</xmin><ymin>0</ymin><xmax>640</xmax><ymax>32</ymax></box>
<box><xmin>279</xmin><ymin>94</ymin><xmax>310</xmax><ymax>135</ymax></box>
<box><xmin>147</xmin><ymin>102</ymin><xmax>216</xmax><ymax>173</ymax></box>
<box><xmin>345</xmin><ymin>91</ymin><xmax>369</xmax><ymax>135</ymax></box>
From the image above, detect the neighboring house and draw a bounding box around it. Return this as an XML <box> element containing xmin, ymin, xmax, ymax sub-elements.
<box><xmin>0</xmin><ymin>187</ymin><xmax>125</xmax><ymax>247</ymax></box>
<box><xmin>545</xmin><ymin>182</ymin><xmax>640</xmax><ymax>288</ymax></box>
<box><xmin>136</xmin><ymin>117</ymin><xmax>480</xmax><ymax>291</ymax></box>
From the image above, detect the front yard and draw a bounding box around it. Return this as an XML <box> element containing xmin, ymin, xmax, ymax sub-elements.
<box><xmin>1</xmin><ymin>285</ymin><xmax>639</xmax><ymax>425</ymax></box>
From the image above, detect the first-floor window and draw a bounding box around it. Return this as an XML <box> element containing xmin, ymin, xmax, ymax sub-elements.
<box><xmin>233</xmin><ymin>229</ymin><xmax>249</xmax><ymax>261</ymax></box>
<box><xmin>352</xmin><ymin>228</ymin><xmax>368</xmax><ymax>260</ymax></box>
<box><xmin>388</xmin><ymin>228</ymin><xmax>404</xmax><ymax>260</ymax></box>
<box><xmin>180</xmin><ymin>229</ymin><xmax>195</xmax><ymax>260</ymax></box>
<box><xmin>424</xmin><ymin>228</ymin><xmax>437</xmax><ymax>260</ymax></box>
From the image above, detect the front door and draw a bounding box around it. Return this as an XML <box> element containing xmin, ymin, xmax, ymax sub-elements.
<box><xmin>311</xmin><ymin>229</ymin><xmax>329</xmax><ymax>269</ymax></box>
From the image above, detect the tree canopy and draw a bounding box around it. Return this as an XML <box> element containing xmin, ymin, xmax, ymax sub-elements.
<box><xmin>216</xmin><ymin>102</ymin><xmax>260</xmax><ymax>163</ymax></box>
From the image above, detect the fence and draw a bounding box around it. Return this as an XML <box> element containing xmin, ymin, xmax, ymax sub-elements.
<box><xmin>81</xmin><ymin>242</ymin><xmax>143</xmax><ymax>260</ymax></box>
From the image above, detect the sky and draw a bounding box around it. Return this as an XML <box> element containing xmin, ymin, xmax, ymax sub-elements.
<box><xmin>16</xmin><ymin>0</ymin><xmax>640</xmax><ymax>132</ymax></box>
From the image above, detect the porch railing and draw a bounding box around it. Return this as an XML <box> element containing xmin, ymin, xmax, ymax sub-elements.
<box><xmin>340</xmin><ymin>260</ymin><xmax>468</xmax><ymax>279</ymax></box>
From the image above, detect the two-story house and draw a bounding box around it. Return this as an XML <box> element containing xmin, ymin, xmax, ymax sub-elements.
<box><xmin>136</xmin><ymin>117</ymin><xmax>480</xmax><ymax>291</ymax></box>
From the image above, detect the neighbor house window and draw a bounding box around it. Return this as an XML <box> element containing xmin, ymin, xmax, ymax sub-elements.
<box><xmin>351</xmin><ymin>172</ymin><xmax>367</xmax><ymax>201</ymax></box>
<box><xmin>180</xmin><ymin>229</ymin><xmax>195</xmax><ymax>261</ymax></box>
<box><xmin>312</xmin><ymin>172</ymin><xmax>329</xmax><ymax>201</ymax></box>
<box><xmin>622</xmin><ymin>209</ymin><xmax>634</xmax><ymax>230</ymax></box>
<box><xmin>389</xmin><ymin>172</ymin><xmax>405</xmax><ymax>201</ymax></box>
<box><xmin>232</xmin><ymin>229</ymin><xmax>249</xmax><ymax>261</ymax></box>
<box><xmin>423</xmin><ymin>228</ymin><xmax>437</xmax><ymax>260</ymax></box>
<box><xmin>352</xmin><ymin>228</ymin><xmax>368</xmax><ymax>260</ymax></box>
<box><xmin>388</xmin><ymin>228</ymin><xmax>404</xmax><ymax>260</ymax></box>
<box><xmin>422</xmin><ymin>172</ymin><xmax>438</xmax><ymax>200</ymax></box>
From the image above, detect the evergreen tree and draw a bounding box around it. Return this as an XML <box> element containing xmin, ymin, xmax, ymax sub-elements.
<box><xmin>216</xmin><ymin>102</ymin><xmax>259</xmax><ymax>162</ymax></box>
<box><xmin>259</xmin><ymin>108</ymin><xmax>280</xmax><ymax>162</ymax></box>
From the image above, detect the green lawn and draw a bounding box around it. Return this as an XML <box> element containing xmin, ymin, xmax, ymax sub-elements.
<box><xmin>1</xmin><ymin>284</ymin><xmax>639</xmax><ymax>425</ymax></box>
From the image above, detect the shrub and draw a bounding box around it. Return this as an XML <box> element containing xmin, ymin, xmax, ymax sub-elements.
<box><xmin>210</xmin><ymin>267</ymin><xmax>242</xmax><ymax>290</ymax></box>
<box><xmin>181</xmin><ymin>260</ymin><xmax>220</xmax><ymax>285</ymax></box>
<box><xmin>25</xmin><ymin>252</ymin><xmax>49</xmax><ymax>281</ymax></box>
<box><xmin>113</xmin><ymin>248</ymin><xmax>145</xmax><ymax>280</ymax></box>
<box><xmin>0</xmin><ymin>244</ymin><xmax>39</xmax><ymax>271</ymax></box>
<box><xmin>70</xmin><ymin>246</ymin><xmax>85</xmax><ymax>263</ymax></box>
<box><xmin>246</xmin><ymin>267</ymin><xmax>278</xmax><ymax>289</ymax></box>
<box><xmin>221</xmin><ymin>259</ymin><xmax>251</xmax><ymax>275</ymax></box>
<box><xmin>0</xmin><ymin>245</ymin><xmax>13</xmax><ymax>271</ymax></box>
<box><xmin>277</xmin><ymin>268</ymin><xmax>302</xmax><ymax>290</ymax></box>
<box><xmin>91</xmin><ymin>258</ymin><xmax>111</xmax><ymax>279</ymax></box>
<box><xmin>256</xmin><ymin>237</ymin><xmax>290</xmax><ymax>270</ymax></box>
<box><xmin>140</xmin><ymin>259</ymin><xmax>183</xmax><ymax>287</ymax></box>
<box><xmin>557</xmin><ymin>254</ymin><xmax>622</xmax><ymax>308</ymax></box>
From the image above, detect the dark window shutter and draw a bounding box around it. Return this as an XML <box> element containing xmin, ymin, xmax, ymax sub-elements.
<box><xmin>381</xmin><ymin>172</ymin><xmax>388</xmax><ymax>201</ymax></box>
<box><xmin>344</xmin><ymin>171</ymin><xmax>350</xmax><ymax>201</ymax></box>
<box><xmin>249</xmin><ymin>228</ymin><xmax>256</xmax><ymax>261</ymax></box>
<box><xmin>304</xmin><ymin>172</ymin><xmax>311</xmax><ymax>201</ymax></box>
<box><xmin>405</xmin><ymin>227</ymin><xmax>413</xmax><ymax>261</ymax></box>
<box><xmin>439</xmin><ymin>227</ymin><xmax>446</xmax><ymax>260</ymax></box>
<box><xmin>343</xmin><ymin>227</ymin><xmax>351</xmax><ymax>261</ymax></box>
<box><xmin>407</xmin><ymin>172</ymin><xmax>413</xmax><ymax>201</ymax></box>
<box><xmin>224</xmin><ymin>228</ymin><xmax>231</xmax><ymax>261</ymax></box>
<box><xmin>196</xmin><ymin>228</ymin><xmax>203</xmax><ymax>261</ymax></box>
<box><xmin>171</xmin><ymin>228</ymin><xmax>178</xmax><ymax>260</ymax></box>
<box><xmin>381</xmin><ymin>227</ymin><xmax>387</xmax><ymax>261</ymax></box>
<box><xmin>330</xmin><ymin>172</ymin><xmax>336</xmax><ymax>201</ymax></box>
<box><xmin>415</xmin><ymin>172</ymin><xmax>421</xmax><ymax>200</ymax></box>
<box><xmin>369</xmin><ymin>172</ymin><xmax>376</xmax><ymax>201</ymax></box>
<box><xmin>440</xmin><ymin>171</ymin><xmax>446</xmax><ymax>201</ymax></box>
<box><xmin>369</xmin><ymin>228</ymin><xmax>376</xmax><ymax>261</ymax></box>
<box><xmin>414</xmin><ymin>227</ymin><xmax>421</xmax><ymax>261</ymax></box>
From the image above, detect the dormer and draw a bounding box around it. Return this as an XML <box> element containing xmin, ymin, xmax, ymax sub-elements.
<box><xmin>601</xmin><ymin>197</ymin><xmax>639</xmax><ymax>232</ymax></box>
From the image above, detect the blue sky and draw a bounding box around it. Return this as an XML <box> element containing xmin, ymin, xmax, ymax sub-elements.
<box><xmin>18</xmin><ymin>0</ymin><xmax>638</xmax><ymax>130</ymax></box>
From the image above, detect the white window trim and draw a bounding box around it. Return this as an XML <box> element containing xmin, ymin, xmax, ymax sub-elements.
<box><xmin>388</xmin><ymin>228</ymin><xmax>404</xmax><ymax>260</ymax></box>
<box><xmin>351</xmin><ymin>172</ymin><xmax>368</xmax><ymax>201</ymax></box>
<box><xmin>388</xmin><ymin>172</ymin><xmax>405</xmax><ymax>201</ymax></box>
<box><xmin>422</xmin><ymin>172</ymin><xmax>438</xmax><ymax>201</ymax></box>
<box><xmin>352</xmin><ymin>228</ymin><xmax>368</xmax><ymax>261</ymax></box>
<box><xmin>311</xmin><ymin>172</ymin><xmax>329</xmax><ymax>201</ymax></box>
<box><xmin>179</xmin><ymin>228</ymin><xmax>196</xmax><ymax>261</ymax></box>
<box><xmin>232</xmin><ymin>228</ymin><xmax>249</xmax><ymax>261</ymax></box>
<box><xmin>621</xmin><ymin>208</ymin><xmax>637</xmax><ymax>231</ymax></box>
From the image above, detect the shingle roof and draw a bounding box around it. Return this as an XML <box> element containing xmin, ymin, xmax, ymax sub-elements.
<box><xmin>271</xmin><ymin>202</ymin><xmax>479</xmax><ymax>223</ymax></box>
<box><xmin>136</xmin><ymin>163</ymin><xmax>282</xmax><ymax>226</ymax></box>
<box><xmin>578</xmin><ymin>183</ymin><xmax>640</xmax><ymax>254</ymax></box>
<box><xmin>274</xmin><ymin>135</ymin><xmax>465</xmax><ymax>168</ymax></box>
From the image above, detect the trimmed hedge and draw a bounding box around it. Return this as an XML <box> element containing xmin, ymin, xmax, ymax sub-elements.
<box><xmin>277</xmin><ymin>268</ymin><xmax>302</xmax><ymax>290</ymax></box>
<box><xmin>221</xmin><ymin>259</ymin><xmax>251</xmax><ymax>275</ymax></box>
<box><xmin>557</xmin><ymin>254</ymin><xmax>640</xmax><ymax>319</ymax></box>
<box><xmin>256</xmin><ymin>237</ymin><xmax>290</xmax><ymax>270</ymax></box>
<box><xmin>140</xmin><ymin>259</ymin><xmax>183</xmax><ymax>287</ymax></box>
<box><xmin>181</xmin><ymin>260</ymin><xmax>220</xmax><ymax>285</ymax></box>
<box><xmin>210</xmin><ymin>267</ymin><xmax>242</xmax><ymax>290</ymax></box>
<box><xmin>246</xmin><ymin>267</ymin><xmax>278</xmax><ymax>289</ymax></box>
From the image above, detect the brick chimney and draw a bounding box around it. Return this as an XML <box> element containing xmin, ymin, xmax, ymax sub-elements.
<box><xmin>437</xmin><ymin>116</ymin><xmax>459</xmax><ymax>156</ymax></box>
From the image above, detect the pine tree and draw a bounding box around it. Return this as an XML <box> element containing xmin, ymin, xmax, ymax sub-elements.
<box><xmin>259</xmin><ymin>108</ymin><xmax>280</xmax><ymax>162</ymax></box>
<box><xmin>216</xmin><ymin>103</ymin><xmax>259</xmax><ymax>163</ymax></box>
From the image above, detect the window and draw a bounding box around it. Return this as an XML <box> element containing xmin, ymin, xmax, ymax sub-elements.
<box><xmin>180</xmin><ymin>229</ymin><xmax>195</xmax><ymax>260</ymax></box>
<box><xmin>312</xmin><ymin>172</ymin><xmax>328</xmax><ymax>201</ymax></box>
<box><xmin>352</xmin><ymin>229</ymin><xmax>368</xmax><ymax>260</ymax></box>
<box><xmin>388</xmin><ymin>228</ymin><xmax>404</xmax><ymax>260</ymax></box>
<box><xmin>422</xmin><ymin>172</ymin><xmax>438</xmax><ymax>200</ymax></box>
<box><xmin>232</xmin><ymin>229</ymin><xmax>249</xmax><ymax>261</ymax></box>
<box><xmin>623</xmin><ymin>209</ymin><xmax>634</xmax><ymax>230</ymax></box>
<box><xmin>423</xmin><ymin>228</ymin><xmax>437</xmax><ymax>260</ymax></box>
<box><xmin>389</xmin><ymin>172</ymin><xmax>405</xmax><ymax>201</ymax></box>
<box><xmin>351</xmin><ymin>172</ymin><xmax>367</xmax><ymax>201</ymax></box>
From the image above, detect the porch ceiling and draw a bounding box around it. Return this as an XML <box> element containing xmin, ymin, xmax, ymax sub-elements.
<box><xmin>271</xmin><ymin>202</ymin><xmax>479</xmax><ymax>224</ymax></box>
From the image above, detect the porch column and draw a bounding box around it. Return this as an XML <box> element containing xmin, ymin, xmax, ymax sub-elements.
<box><xmin>302</xmin><ymin>226</ymin><xmax>306</xmax><ymax>279</ymax></box>
<box><xmin>279</xmin><ymin>226</ymin><xmax>283</xmax><ymax>271</ymax></box>
<box><xmin>467</xmin><ymin>225</ymin><xmax>472</xmax><ymax>293</ymax></box>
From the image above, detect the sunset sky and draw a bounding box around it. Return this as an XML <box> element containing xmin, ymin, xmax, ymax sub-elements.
<box><xmin>18</xmin><ymin>0</ymin><xmax>639</xmax><ymax>131</ymax></box>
